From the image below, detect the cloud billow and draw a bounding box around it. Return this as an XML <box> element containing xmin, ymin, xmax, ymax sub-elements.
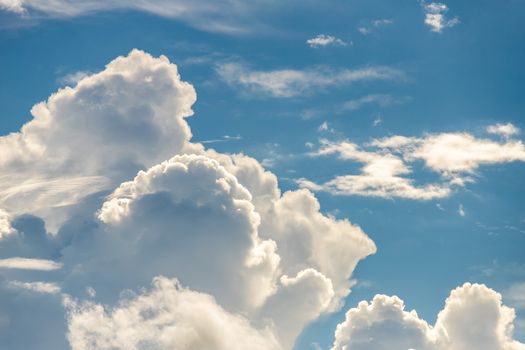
<box><xmin>0</xmin><ymin>50</ymin><xmax>522</xmax><ymax>350</ymax></box>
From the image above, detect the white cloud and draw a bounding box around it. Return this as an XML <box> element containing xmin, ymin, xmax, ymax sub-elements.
<box><xmin>0</xmin><ymin>49</ymin><xmax>196</xmax><ymax>231</ymax></box>
<box><xmin>306</xmin><ymin>34</ymin><xmax>349</xmax><ymax>48</ymax></box>
<box><xmin>422</xmin><ymin>2</ymin><xmax>460</xmax><ymax>33</ymax></box>
<box><xmin>67</xmin><ymin>276</ymin><xmax>282</xmax><ymax>350</ymax></box>
<box><xmin>357</xmin><ymin>19</ymin><xmax>393</xmax><ymax>35</ymax></box>
<box><xmin>0</xmin><ymin>257</ymin><xmax>62</xmax><ymax>270</ymax></box>
<box><xmin>300</xmin><ymin>139</ymin><xmax>452</xmax><ymax>200</ymax></box>
<box><xmin>505</xmin><ymin>282</ymin><xmax>525</xmax><ymax>309</ymax></box>
<box><xmin>75</xmin><ymin>154</ymin><xmax>281</xmax><ymax>314</ymax></box>
<box><xmin>406</xmin><ymin>133</ymin><xmax>525</xmax><ymax>175</ymax></box>
<box><xmin>0</xmin><ymin>50</ymin><xmax>379</xmax><ymax>349</ymax></box>
<box><xmin>332</xmin><ymin>283</ymin><xmax>525</xmax><ymax>350</ymax></box>
<box><xmin>340</xmin><ymin>94</ymin><xmax>406</xmax><ymax>111</ymax></box>
<box><xmin>487</xmin><ymin>123</ymin><xmax>520</xmax><ymax>138</ymax></box>
<box><xmin>0</xmin><ymin>0</ymin><xmax>24</xmax><ymax>13</ymax></box>
<box><xmin>7</xmin><ymin>280</ymin><xmax>61</xmax><ymax>294</ymax></box>
<box><xmin>4</xmin><ymin>49</ymin><xmax>517</xmax><ymax>350</ymax></box>
<box><xmin>303</xmin><ymin>129</ymin><xmax>525</xmax><ymax>200</ymax></box>
<box><xmin>57</xmin><ymin>70</ymin><xmax>93</xmax><ymax>85</ymax></box>
<box><xmin>458</xmin><ymin>204</ymin><xmax>466</xmax><ymax>217</ymax></box>
<box><xmin>0</xmin><ymin>209</ymin><xmax>15</xmax><ymax>239</ymax></box>
<box><xmin>371</xmin><ymin>19</ymin><xmax>393</xmax><ymax>27</ymax></box>
<box><xmin>0</xmin><ymin>0</ymin><xmax>280</xmax><ymax>34</ymax></box>
<box><xmin>216</xmin><ymin>63</ymin><xmax>404</xmax><ymax>98</ymax></box>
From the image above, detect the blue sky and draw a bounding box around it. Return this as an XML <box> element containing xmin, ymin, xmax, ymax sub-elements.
<box><xmin>1</xmin><ymin>1</ymin><xmax>525</xmax><ymax>349</ymax></box>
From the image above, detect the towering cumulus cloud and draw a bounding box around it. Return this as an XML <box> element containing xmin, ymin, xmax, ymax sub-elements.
<box><xmin>0</xmin><ymin>50</ymin><xmax>375</xmax><ymax>349</ymax></box>
<box><xmin>0</xmin><ymin>50</ymin><xmax>523</xmax><ymax>350</ymax></box>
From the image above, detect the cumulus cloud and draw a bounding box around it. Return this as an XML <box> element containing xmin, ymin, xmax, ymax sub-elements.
<box><xmin>332</xmin><ymin>283</ymin><xmax>525</xmax><ymax>350</ymax></box>
<box><xmin>306</xmin><ymin>34</ymin><xmax>349</xmax><ymax>48</ymax></box>
<box><xmin>0</xmin><ymin>49</ymin><xmax>196</xmax><ymax>230</ymax></box>
<box><xmin>2</xmin><ymin>48</ymin><xmax>517</xmax><ymax>350</ymax></box>
<box><xmin>301</xmin><ymin>128</ymin><xmax>525</xmax><ymax>199</ymax></box>
<box><xmin>216</xmin><ymin>63</ymin><xmax>404</xmax><ymax>98</ymax></box>
<box><xmin>67</xmin><ymin>276</ymin><xmax>281</xmax><ymax>350</ymax></box>
<box><xmin>487</xmin><ymin>123</ymin><xmax>520</xmax><ymax>138</ymax></box>
<box><xmin>0</xmin><ymin>0</ymin><xmax>24</xmax><ymax>13</ymax></box>
<box><xmin>0</xmin><ymin>209</ymin><xmax>15</xmax><ymax>238</ymax></box>
<box><xmin>0</xmin><ymin>50</ymin><xmax>376</xmax><ymax>349</ymax></box>
<box><xmin>422</xmin><ymin>2</ymin><xmax>460</xmax><ymax>33</ymax></box>
<box><xmin>86</xmin><ymin>154</ymin><xmax>280</xmax><ymax>313</ymax></box>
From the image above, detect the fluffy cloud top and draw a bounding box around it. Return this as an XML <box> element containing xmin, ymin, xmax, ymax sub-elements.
<box><xmin>0</xmin><ymin>50</ymin><xmax>376</xmax><ymax>349</ymax></box>
<box><xmin>0</xmin><ymin>49</ymin><xmax>520</xmax><ymax>350</ymax></box>
<box><xmin>333</xmin><ymin>283</ymin><xmax>525</xmax><ymax>350</ymax></box>
<box><xmin>67</xmin><ymin>276</ymin><xmax>281</xmax><ymax>350</ymax></box>
<box><xmin>0</xmin><ymin>49</ymin><xmax>196</xmax><ymax>230</ymax></box>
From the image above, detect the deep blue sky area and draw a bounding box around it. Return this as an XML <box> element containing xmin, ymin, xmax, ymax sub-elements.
<box><xmin>1</xmin><ymin>1</ymin><xmax>525</xmax><ymax>349</ymax></box>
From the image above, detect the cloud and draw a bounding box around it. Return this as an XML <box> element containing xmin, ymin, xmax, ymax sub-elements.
<box><xmin>0</xmin><ymin>48</ymin><xmax>521</xmax><ymax>350</ymax></box>
<box><xmin>200</xmin><ymin>134</ymin><xmax>242</xmax><ymax>144</ymax></box>
<box><xmin>422</xmin><ymin>2</ymin><xmax>460</xmax><ymax>33</ymax></box>
<box><xmin>458</xmin><ymin>204</ymin><xmax>466</xmax><ymax>217</ymax></box>
<box><xmin>0</xmin><ymin>0</ymin><xmax>24</xmax><ymax>13</ymax></box>
<box><xmin>0</xmin><ymin>257</ymin><xmax>62</xmax><ymax>270</ymax></box>
<box><xmin>373</xmin><ymin>115</ymin><xmax>382</xmax><ymax>127</ymax></box>
<box><xmin>340</xmin><ymin>94</ymin><xmax>407</xmax><ymax>111</ymax></box>
<box><xmin>0</xmin><ymin>0</ymin><xmax>280</xmax><ymax>34</ymax></box>
<box><xmin>7</xmin><ymin>280</ymin><xmax>61</xmax><ymax>294</ymax></box>
<box><xmin>0</xmin><ymin>49</ymin><xmax>196</xmax><ymax>230</ymax></box>
<box><xmin>299</xmin><ymin>139</ymin><xmax>452</xmax><ymax>200</ymax></box>
<box><xmin>67</xmin><ymin>276</ymin><xmax>282</xmax><ymax>350</ymax></box>
<box><xmin>403</xmin><ymin>133</ymin><xmax>525</xmax><ymax>175</ymax></box>
<box><xmin>306</xmin><ymin>34</ymin><xmax>349</xmax><ymax>48</ymax></box>
<box><xmin>0</xmin><ymin>50</ymin><xmax>377</xmax><ymax>349</ymax></box>
<box><xmin>0</xmin><ymin>209</ymin><xmax>15</xmax><ymax>238</ymax></box>
<box><xmin>357</xmin><ymin>18</ymin><xmax>393</xmax><ymax>35</ymax></box>
<box><xmin>57</xmin><ymin>71</ymin><xmax>93</xmax><ymax>86</ymax></box>
<box><xmin>505</xmin><ymin>282</ymin><xmax>525</xmax><ymax>309</ymax></box>
<box><xmin>302</xmin><ymin>128</ymin><xmax>525</xmax><ymax>199</ymax></box>
<box><xmin>216</xmin><ymin>63</ymin><xmax>404</xmax><ymax>98</ymax></box>
<box><xmin>332</xmin><ymin>283</ymin><xmax>525</xmax><ymax>350</ymax></box>
<box><xmin>487</xmin><ymin>123</ymin><xmax>520</xmax><ymax>138</ymax></box>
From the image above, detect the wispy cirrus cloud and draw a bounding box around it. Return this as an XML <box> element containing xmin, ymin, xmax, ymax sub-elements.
<box><xmin>0</xmin><ymin>257</ymin><xmax>62</xmax><ymax>271</ymax></box>
<box><xmin>0</xmin><ymin>0</ymin><xmax>283</xmax><ymax>34</ymax></box>
<box><xmin>339</xmin><ymin>94</ymin><xmax>409</xmax><ymax>112</ymax></box>
<box><xmin>306</xmin><ymin>34</ymin><xmax>350</xmax><ymax>48</ymax></box>
<box><xmin>216</xmin><ymin>63</ymin><xmax>404</xmax><ymax>98</ymax></box>
<box><xmin>7</xmin><ymin>280</ymin><xmax>61</xmax><ymax>294</ymax></box>
<box><xmin>357</xmin><ymin>18</ymin><xmax>393</xmax><ymax>35</ymax></box>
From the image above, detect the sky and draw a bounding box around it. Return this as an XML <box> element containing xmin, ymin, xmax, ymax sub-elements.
<box><xmin>0</xmin><ymin>1</ymin><xmax>524</xmax><ymax>349</ymax></box>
